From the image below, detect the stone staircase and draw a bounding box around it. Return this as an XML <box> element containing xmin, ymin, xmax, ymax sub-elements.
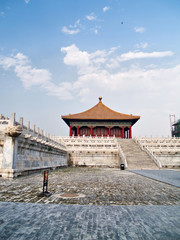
<box><xmin>117</xmin><ymin>139</ymin><xmax>159</xmax><ymax>170</ymax></box>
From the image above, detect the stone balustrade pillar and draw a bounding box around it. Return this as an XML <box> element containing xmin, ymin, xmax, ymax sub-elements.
<box><xmin>37</xmin><ymin>127</ymin><xmax>39</xmax><ymax>135</ymax></box>
<box><xmin>27</xmin><ymin>121</ymin><xmax>30</xmax><ymax>130</ymax></box>
<box><xmin>32</xmin><ymin>124</ymin><xmax>36</xmax><ymax>133</ymax></box>
<box><xmin>19</xmin><ymin>117</ymin><xmax>23</xmax><ymax>126</ymax></box>
<box><xmin>10</xmin><ymin>112</ymin><xmax>15</xmax><ymax>126</ymax></box>
<box><xmin>2</xmin><ymin>113</ymin><xmax>18</xmax><ymax>178</ymax></box>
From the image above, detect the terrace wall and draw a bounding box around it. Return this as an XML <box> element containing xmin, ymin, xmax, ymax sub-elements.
<box><xmin>0</xmin><ymin>113</ymin><xmax>67</xmax><ymax>178</ymax></box>
<box><xmin>56</xmin><ymin>136</ymin><xmax>121</xmax><ymax>168</ymax></box>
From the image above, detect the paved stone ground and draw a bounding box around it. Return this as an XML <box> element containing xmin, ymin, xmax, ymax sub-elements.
<box><xmin>0</xmin><ymin>167</ymin><xmax>180</xmax><ymax>205</ymax></box>
<box><xmin>0</xmin><ymin>202</ymin><xmax>179</xmax><ymax>240</ymax></box>
<box><xmin>130</xmin><ymin>169</ymin><xmax>180</xmax><ymax>188</ymax></box>
<box><xmin>0</xmin><ymin>168</ymin><xmax>180</xmax><ymax>239</ymax></box>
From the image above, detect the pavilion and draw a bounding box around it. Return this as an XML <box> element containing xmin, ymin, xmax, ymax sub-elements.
<box><xmin>62</xmin><ymin>97</ymin><xmax>140</xmax><ymax>138</ymax></box>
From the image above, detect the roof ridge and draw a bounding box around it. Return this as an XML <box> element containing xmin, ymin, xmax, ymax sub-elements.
<box><xmin>62</xmin><ymin>100</ymin><xmax>140</xmax><ymax>120</ymax></box>
<box><xmin>63</xmin><ymin>102</ymin><xmax>100</xmax><ymax>118</ymax></box>
<box><xmin>100</xmin><ymin>102</ymin><xmax>136</xmax><ymax>117</ymax></box>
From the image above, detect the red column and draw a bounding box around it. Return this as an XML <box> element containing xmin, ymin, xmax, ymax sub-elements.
<box><xmin>121</xmin><ymin>126</ymin><xmax>124</xmax><ymax>139</ymax></box>
<box><xmin>108</xmin><ymin>126</ymin><xmax>111</xmax><ymax>136</ymax></box>
<box><xmin>129</xmin><ymin>126</ymin><xmax>132</xmax><ymax>139</ymax></box>
<box><xmin>69</xmin><ymin>125</ymin><xmax>72</xmax><ymax>137</ymax></box>
<box><xmin>90</xmin><ymin>126</ymin><xmax>93</xmax><ymax>136</ymax></box>
<box><xmin>77</xmin><ymin>126</ymin><xmax>79</xmax><ymax>136</ymax></box>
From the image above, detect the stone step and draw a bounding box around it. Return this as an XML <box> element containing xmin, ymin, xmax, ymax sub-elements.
<box><xmin>118</xmin><ymin>139</ymin><xmax>159</xmax><ymax>170</ymax></box>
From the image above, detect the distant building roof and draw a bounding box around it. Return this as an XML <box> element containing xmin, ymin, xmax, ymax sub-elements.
<box><xmin>62</xmin><ymin>97</ymin><xmax>140</xmax><ymax>125</ymax></box>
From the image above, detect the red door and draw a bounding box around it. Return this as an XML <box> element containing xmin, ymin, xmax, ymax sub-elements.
<box><xmin>111</xmin><ymin>127</ymin><xmax>121</xmax><ymax>137</ymax></box>
<box><xmin>93</xmin><ymin>127</ymin><xmax>108</xmax><ymax>137</ymax></box>
<box><xmin>79</xmin><ymin>127</ymin><xmax>90</xmax><ymax>136</ymax></box>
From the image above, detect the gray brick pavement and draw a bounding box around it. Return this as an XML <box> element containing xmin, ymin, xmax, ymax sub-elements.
<box><xmin>0</xmin><ymin>168</ymin><xmax>180</xmax><ymax>205</ymax></box>
<box><xmin>0</xmin><ymin>202</ymin><xmax>180</xmax><ymax>240</ymax></box>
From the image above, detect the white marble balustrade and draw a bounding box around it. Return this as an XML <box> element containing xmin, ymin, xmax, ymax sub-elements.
<box><xmin>135</xmin><ymin>137</ymin><xmax>180</xmax><ymax>168</ymax></box>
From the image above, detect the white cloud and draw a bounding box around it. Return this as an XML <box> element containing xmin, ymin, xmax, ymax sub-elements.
<box><xmin>103</xmin><ymin>6</ymin><xmax>110</xmax><ymax>12</ymax></box>
<box><xmin>15</xmin><ymin>65</ymin><xmax>51</xmax><ymax>89</ymax></box>
<box><xmin>59</xmin><ymin>44</ymin><xmax>178</xmax><ymax>105</ymax></box>
<box><xmin>60</xmin><ymin>45</ymin><xmax>174</xmax><ymax>74</ymax></box>
<box><xmin>134</xmin><ymin>27</ymin><xmax>146</xmax><ymax>33</ymax></box>
<box><xmin>118</xmin><ymin>51</ymin><xmax>174</xmax><ymax>62</ymax></box>
<box><xmin>62</xmin><ymin>14</ymin><xmax>99</xmax><ymax>35</ymax></box>
<box><xmin>61</xmin><ymin>44</ymin><xmax>90</xmax><ymax>68</ymax></box>
<box><xmin>94</xmin><ymin>29</ymin><xmax>98</xmax><ymax>34</ymax></box>
<box><xmin>0</xmin><ymin>56</ymin><xmax>16</xmax><ymax>70</ymax></box>
<box><xmin>43</xmin><ymin>82</ymin><xmax>73</xmax><ymax>100</ymax></box>
<box><xmin>0</xmin><ymin>45</ymin><xmax>178</xmax><ymax>114</ymax></box>
<box><xmin>0</xmin><ymin>52</ymin><xmax>73</xmax><ymax>99</ymax></box>
<box><xmin>91</xmin><ymin>25</ymin><xmax>101</xmax><ymax>35</ymax></box>
<box><xmin>62</xmin><ymin>26</ymin><xmax>80</xmax><ymax>35</ymax></box>
<box><xmin>62</xmin><ymin>19</ymin><xmax>81</xmax><ymax>35</ymax></box>
<box><xmin>0</xmin><ymin>53</ymin><xmax>50</xmax><ymax>88</ymax></box>
<box><xmin>86</xmin><ymin>13</ymin><xmax>96</xmax><ymax>21</ymax></box>
<box><xmin>106</xmin><ymin>50</ymin><xmax>173</xmax><ymax>69</ymax></box>
<box><xmin>135</xmin><ymin>42</ymin><xmax>148</xmax><ymax>49</ymax></box>
<box><xmin>25</xmin><ymin>0</ymin><xmax>30</xmax><ymax>3</ymax></box>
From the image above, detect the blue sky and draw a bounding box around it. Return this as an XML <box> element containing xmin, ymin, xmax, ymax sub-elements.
<box><xmin>0</xmin><ymin>0</ymin><xmax>180</xmax><ymax>137</ymax></box>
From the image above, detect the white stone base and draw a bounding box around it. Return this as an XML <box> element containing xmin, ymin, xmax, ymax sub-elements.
<box><xmin>69</xmin><ymin>151</ymin><xmax>120</xmax><ymax>168</ymax></box>
<box><xmin>156</xmin><ymin>155</ymin><xmax>180</xmax><ymax>168</ymax></box>
<box><xmin>0</xmin><ymin>168</ymin><xmax>21</xmax><ymax>178</ymax></box>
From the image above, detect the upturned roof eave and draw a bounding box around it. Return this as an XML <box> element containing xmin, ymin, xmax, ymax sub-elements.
<box><xmin>61</xmin><ymin>116</ymin><xmax>140</xmax><ymax>120</ymax></box>
<box><xmin>62</xmin><ymin>116</ymin><xmax>140</xmax><ymax>127</ymax></box>
<box><xmin>61</xmin><ymin>97</ymin><xmax>140</xmax><ymax>126</ymax></box>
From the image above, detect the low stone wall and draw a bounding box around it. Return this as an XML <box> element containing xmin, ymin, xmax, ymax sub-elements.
<box><xmin>0</xmin><ymin>113</ymin><xmax>67</xmax><ymax>178</ymax></box>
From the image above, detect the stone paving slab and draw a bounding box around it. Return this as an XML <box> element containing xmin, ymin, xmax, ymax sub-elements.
<box><xmin>0</xmin><ymin>168</ymin><xmax>180</xmax><ymax>205</ymax></box>
<box><xmin>0</xmin><ymin>202</ymin><xmax>179</xmax><ymax>240</ymax></box>
<box><xmin>130</xmin><ymin>170</ymin><xmax>180</xmax><ymax>188</ymax></box>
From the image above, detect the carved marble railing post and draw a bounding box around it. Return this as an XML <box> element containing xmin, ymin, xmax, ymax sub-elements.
<box><xmin>27</xmin><ymin>121</ymin><xmax>30</xmax><ymax>130</ymax></box>
<box><xmin>10</xmin><ymin>112</ymin><xmax>15</xmax><ymax>126</ymax></box>
<box><xmin>37</xmin><ymin>127</ymin><xmax>39</xmax><ymax>136</ymax></box>
<box><xmin>2</xmin><ymin>112</ymin><xmax>22</xmax><ymax>178</ymax></box>
<box><xmin>19</xmin><ymin>117</ymin><xmax>23</xmax><ymax>126</ymax></box>
<box><xmin>41</xmin><ymin>130</ymin><xmax>43</xmax><ymax>137</ymax></box>
<box><xmin>32</xmin><ymin>124</ymin><xmax>36</xmax><ymax>133</ymax></box>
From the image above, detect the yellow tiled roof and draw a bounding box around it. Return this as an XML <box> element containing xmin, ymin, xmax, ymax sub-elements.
<box><xmin>62</xmin><ymin>97</ymin><xmax>140</xmax><ymax>121</ymax></box>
